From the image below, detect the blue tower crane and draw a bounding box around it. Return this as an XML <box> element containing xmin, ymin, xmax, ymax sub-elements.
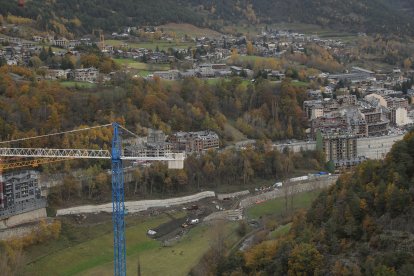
<box><xmin>111</xmin><ymin>122</ymin><xmax>126</xmax><ymax>276</ymax></box>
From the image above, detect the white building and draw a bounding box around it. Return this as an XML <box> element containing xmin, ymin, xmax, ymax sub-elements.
<box><xmin>394</xmin><ymin>107</ymin><xmax>412</xmax><ymax>126</ymax></box>
<box><xmin>153</xmin><ymin>70</ymin><xmax>180</xmax><ymax>80</ymax></box>
<box><xmin>46</xmin><ymin>69</ymin><xmax>69</xmax><ymax>80</ymax></box>
<box><xmin>311</xmin><ymin>106</ymin><xmax>324</xmax><ymax>119</ymax></box>
<box><xmin>52</xmin><ymin>38</ymin><xmax>69</xmax><ymax>48</ymax></box>
<box><xmin>72</xmin><ymin>67</ymin><xmax>99</xmax><ymax>82</ymax></box>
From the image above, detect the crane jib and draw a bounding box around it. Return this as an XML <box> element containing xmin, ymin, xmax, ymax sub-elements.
<box><xmin>0</xmin><ymin>148</ymin><xmax>184</xmax><ymax>161</ymax></box>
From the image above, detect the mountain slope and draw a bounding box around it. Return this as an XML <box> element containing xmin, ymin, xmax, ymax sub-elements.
<box><xmin>219</xmin><ymin>131</ymin><xmax>414</xmax><ymax>275</ymax></box>
<box><xmin>0</xmin><ymin>0</ymin><xmax>413</xmax><ymax>35</ymax></box>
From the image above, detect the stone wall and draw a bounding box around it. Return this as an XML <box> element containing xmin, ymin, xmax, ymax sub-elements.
<box><xmin>0</xmin><ymin>208</ymin><xmax>47</xmax><ymax>229</ymax></box>
<box><xmin>217</xmin><ymin>190</ymin><xmax>250</xmax><ymax>200</ymax></box>
<box><xmin>57</xmin><ymin>191</ymin><xmax>216</xmax><ymax>216</ymax></box>
<box><xmin>357</xmin><ymin>133</ymin><xmax>405</xmax><ymax>160</ymax></box>
<box><xmin>273</xmin><ymin>141</ymin><xmax>317</xmax><ymax>153</ymax></box>
<box><xmin>0</xmin><ymin>224</ymin><xmax>37</xmax><ymax>240</ymax></box>
<box><xmin>239</xmin><ymin>175</ymin><xmax>339</xmax><ymax>208</ymax></box>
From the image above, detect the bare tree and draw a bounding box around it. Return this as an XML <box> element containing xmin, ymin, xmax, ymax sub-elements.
<box><xmin>283</xmin><ymin>179</ymin><xmax>291</xmax><ymax>213</ymax></box>
<box><xmin>137</xmin><ymin>255</ymin><xmax>142</xmax><ymax>276</ymax></box>
<box><xmin>0</xmin><ymin>243</ymin><xmax>25</xmax><ymax>276</ymax></box>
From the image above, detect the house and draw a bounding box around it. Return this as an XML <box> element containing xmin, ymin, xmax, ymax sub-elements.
<box><xmin>6</xmin><ymin>59</ymin><xmax>18</xmax><ymax>66</ymax></box>
<box><xmin>21</xmin><ymin>41</ymin><xmax>35</xmax><ymax>48</ymax></box>
<box><xmin>197</xmin><ymin>64</ymin><xmax>215</xmax><ymax>78</ymax></box>
<box><xmin>7</xmin><ymin>37</ymin><xmax>21</xmax><ymax>44</ymax></box>
<box><xmin>153</xmin><ymin>70</ymin><xmax>180</xmax><ymax>80</ymax></box>
<box><xmin>46</xmin><ymin>69</ymin><xmax>69</xmax><ymax>80</ymax></box>
<box><xmin>32</xmin><ymin>36</ymin><xmax>43</xmax><ymax>42</ymax></box>
<box><xmin>52</xmin><ymin>38</ymin><xmax>69</xmax><ymax>48</ymax></box>
<box><xmin>230</xmin><ymin>66</ymin><xmax>253</xmax><ymax>77</ymax></box>
<box><xmin>70</xmin><ymin>67</ymin><xmax>99</xmax><ymax>82</ymax></box>
<box><xmin>68</xmin><ymin>40</ymin><xmax>81</xmax><ymax>48</ymax></box>
<box><xmin>167</xmin><ymin>131</ymin><xmax>219</xmax><ymax>153</ymax></box>
<box><xmin>269</xmin><ymin>70</ymin><xmax>285</xmax><ymax>80</ymax></box>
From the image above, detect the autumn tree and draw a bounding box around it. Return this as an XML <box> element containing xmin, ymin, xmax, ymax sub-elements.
<box><xmin>246</xmin><ymin>41</ymin><xmax>255</xmax><ymax>56</ymax></box>
<box><xmin>288</xmin><ymin>243</ymin><xmax>323</xmax><ymax>275</ymax></box>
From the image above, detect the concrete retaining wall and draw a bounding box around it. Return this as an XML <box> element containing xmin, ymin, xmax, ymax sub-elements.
<box><xmin>217</xmin><ymin>190</ymin><xmax>250</xmax><ymax>200</ymax></box>
<box><xmin>0</xmin><ymin>224</ymin><xmax>37</xmax><ymax>240</ymax></box>
<box><xmin>239</xmin><ymin>175</ymin><xmax>338</xmax><ymax>208</ymax></box>
<box><xmin>0</xmin><ymin>208</ymin><xmax>47</xmax><ymax>229</ymax></box>
<box><xmin>57</xmin><ymin>191</ymin><xmax>216</xmax><ymax>216</ymax></box>
<box><xmin>273</xmin><ymin>141</ymin><xmax>317</xmax><ymax>153</ymax></box>
<box><xmin>357</xmin><ymin>134</ymin><xmax>404</xmax><ymax>160</ymax></box>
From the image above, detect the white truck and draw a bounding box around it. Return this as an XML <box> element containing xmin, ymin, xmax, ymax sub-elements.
<box><xmin>273</xmin><ymin>182</ymin><xmax>283</xmax><ymax>188</ymax></box>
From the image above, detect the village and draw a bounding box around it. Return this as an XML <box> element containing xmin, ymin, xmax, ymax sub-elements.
<box><xmin>1</xmin><ymin>14</ymin><xmax>414</xmax><ymax>274</ymax></box>
<box><xmin>0</xmin><ymin>23</ymin><xmax>370</xmax><ymax>81</ymax></box>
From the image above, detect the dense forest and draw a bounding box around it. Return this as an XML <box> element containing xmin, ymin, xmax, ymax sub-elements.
<box><xmin>0</xmin><ymin>0</ymin><xmax>413</xmax><ymax>35</ymax></box>
<box><xmin>215</xmin><ymin>131</ymin><xmax>414</xmax><ymax>275</ymax></box>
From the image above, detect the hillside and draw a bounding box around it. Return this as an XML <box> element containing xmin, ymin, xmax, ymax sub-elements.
<box><xmin>0</xmin><ymin>0</ymin><xmax>414</xmax><ymax>36</ymax></box>
<box><xmin>218</xmin><ymin>131</ymin><xmax>414</xmax><ymax>275</ymax></box>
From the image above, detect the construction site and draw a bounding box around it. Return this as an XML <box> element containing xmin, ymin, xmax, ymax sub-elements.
<box><xmin>0</xmin><ymin>122</ymin><xmax>338</xmax><ymax>275</ymax></box>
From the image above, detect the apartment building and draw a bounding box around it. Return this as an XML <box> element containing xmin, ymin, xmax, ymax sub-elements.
<box><xmin>168</xmin><ymin>131</ymin><xmax>219</xmax><ymax>153</ymax></box>
<box><xmin>71</xmin><ymin>67</ymin><xmax>99</xmax><ymax>82</ymax></box>
<box><xmin>0</xmin><ymin>170</ymin><xmax>46</xmax><ymax>219</ymax></box>
<box><xmin>323</xmin><ymin>134</ymin><xmax>360</xmax><ymax>169</ymax></box>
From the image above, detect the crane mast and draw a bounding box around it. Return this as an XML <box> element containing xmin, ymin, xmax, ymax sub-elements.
<box><xmin>0</xmin><ymin>123</ymin><xmax>185</xmax><ymax>276</ymax></box>
<box><xmin>111</xmin><ymin>123</ymin><xmax>126</xmax><ymax>276</ymax></box>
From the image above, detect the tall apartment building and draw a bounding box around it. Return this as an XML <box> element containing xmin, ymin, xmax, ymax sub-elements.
<box><xmin>365</xmin><ymin>93</ymin><xmax>410</xmax><ymax>126</ymax></box>
<box><xmin>360</xmin><ymin>108</ymin><xmax>389</xmax><ymax>136</ymax></box>
<box><xmin>168</xmin><ymin>131</ymin><xmax>220</xmax><ymax>153</ymax></box>
<box><xmin>323</xmin><ymin>134</ymin><xmax>360</xmax><ymax>169</ymax></box>
<box><xmin>147</xmin><ymin>129</ymin><xmax>166</xmax><ymax>144</ymax></box>
<box><xmin>0</xmin><ymin>170</ymin><xmax>46</xmax><ymax>219</ymax></box>
<box><xmin>70</xmin><ymin>67</ymin><xmax>99</xmax><ymax>82</ymax></box>
<box><xmin>124</xmin><ymin>129</ymin><xmax>172</xmax><ymax>158</ymax></box>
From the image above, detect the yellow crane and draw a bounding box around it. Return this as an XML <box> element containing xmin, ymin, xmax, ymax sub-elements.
<box><xmin>0</xmin><ymin>157</ymin><xmax>70</xmax><ymax>172</ymax></box>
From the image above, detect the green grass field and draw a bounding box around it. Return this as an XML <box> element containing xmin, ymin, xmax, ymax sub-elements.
<box><xmin>113</xmin><ymin>58</ymin><xmax>170</xmax><ymax>71</ymax></box>
<box><xmin>79</xmin><ymin>225</ymin><xmax>212</xmax><ymax>276</ymax></box>
<box><xmin>238</xmin><ymin>55</ymin><xmax>277</xmax><ymax>63</ymax></box>
<box><xmin>24</xmin><ymin>215</ymin><xmax>168</xmax><ymax>276</ymax></box>
<box><xmin>269</xmin><ymin>223</ymin><xmax>292</xmax><ymax>239</ymax></box>
<box><xmin>106</xmin><ymin>40</ymin><xmax>194</xmax><ymax>50</ymax></box>
<box><xmin>84</xmin><ymin>222</ymin><xmax>239</xmax><ymax>276</ymax></box>
<box><xmin>158</xmin><ymin>23</ymin><xmax>221</xmax><ymax>38</ymax></box>
<box><xmin>60</xmin><ymin>81</ymin><xmax>97</xmax><ymax>89</ymax></box>
<box><xmin>24</xmin><ymin>213</ymin><xmax>238</xmax><ymax>276</ymax></box>
<box><xmin>291</xmin><ymin>80</ymin><xmax>309</xmax><ymax>87</ymax></box>
<box><xmin>246</xmin><ymin>190</ymin><xmax>322</xmax><ymax>219</ymax></box>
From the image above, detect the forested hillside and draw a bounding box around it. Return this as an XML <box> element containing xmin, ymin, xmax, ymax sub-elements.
<box><xmin>0</xmin><ymin>67</ymin><xmax>322</xmax><ymax>201</ymax></box>
<box><xmin>0</xmin><ymin>0</ymin><xmax>413</xmax><ymax>35</ymax></box>
<box><xmin>0</xmin><ymin>66</ymin><xmax>307</xmax><ymax>143</ymax></box>
<box><xmin>218</xmin><ymin>131</ymin><xmax>414</xmax><ymax>275</ymax></box>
